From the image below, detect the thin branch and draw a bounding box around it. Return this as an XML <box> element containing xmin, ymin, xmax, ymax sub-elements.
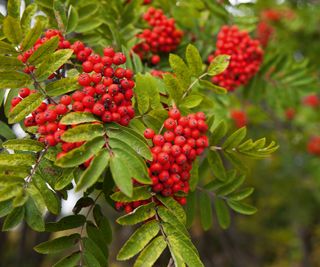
<box><xmin>181</xmin><ymin>72</ymin><xmax>208</xmax><ymax>99</ymax></box>
<box><xmin>24</xmin><ymin>145</ymin><xmax>49</xmax><ymax>186</ymax></box>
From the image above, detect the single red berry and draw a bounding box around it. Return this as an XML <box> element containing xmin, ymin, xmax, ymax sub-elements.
<box><xmin>19</xmin><ymin>88</ymin><xmax>31</xmax><ymax>98</ymax></box>
<box><xmin>144</xmin><ymin>128</ymin><xmax>155</xmax><ymax>139</ymax></box>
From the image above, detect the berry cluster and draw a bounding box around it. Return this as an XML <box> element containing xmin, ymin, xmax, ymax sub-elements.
<box><xmin>150</xmin><ymin>69</ymin><xmax>169</xmax><ymax>79</ymax></box>
<box><xmin>285</xmin><ymin>108</ymin><xmax>295</xmax><ymax>120</ymax></box>
<box><xmin>230</xmin><ymin>110</ymin><xmax>247</xmax><ymax>128</ymax></box>
<box><xmin>18</xmin><ymin>29</ymin><xmax>71</xmax><ymax>75</ymax></box>
<box><xmin>133</xmin><ymin>7</ymin><xmax>183</xmax><ymax>64</ymax></box>
<box><xmin>208</xmin><ymin>25</ymin><xmax>263</xmax><ymax>91</ymax></box>
<box><xmin>307</xmin><ymin>136</ymin><xmax>320</xmax><ymax>156</ymax></box>
<box><xmin>256</xmin><ymin>21</ymin><xmax>274</xmax><ymax>47</ymax></box>
<box><xmin>115</xmin><ymin>108</ymin><xmax>209</xmax><ymax>213</ymax></box>
<box><xmin>13</xmin><ymin>29</ymin><xmax>135</xmax><ymax>166</ymax></box>
<box><xmin>76</xmin><ymin>47</ymin><xmax>135</xmax><ymax>125</ymax></box>
<box><xmin>303</xmin><ymin>94</ymin><xmax>319</xmax><ymax>108</ymax></box>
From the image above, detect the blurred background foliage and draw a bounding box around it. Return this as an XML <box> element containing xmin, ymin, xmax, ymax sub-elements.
<box><xmin>0</xmin><ymin>0</ymin><xmax>320</xmax><ymax>266</ymax></box>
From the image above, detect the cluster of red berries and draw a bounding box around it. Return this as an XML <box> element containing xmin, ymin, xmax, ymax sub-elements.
<box><xmin>230</xmin><ymin>110</ymin><xmax>247</xmax><ymax>128</ymax></box>
<box><xmin>285</xmin><ymin>108</ymin><xmax>295</xmax><ymax>121</ymax></box>
<box><xmin>307</xmin><ymin>136</ymin><xmax>320</xmax><ymax>156</ymax></box>
<box><xmin>133</xmin><ymin>7</ymin><xmax>183</xmax><ymax>65</ymax></box>
<box><xmin>13</xmin><ymin>28</ymin><xmax>136</xmax><ymax>166</ymax></box>
<box><xmin>256</xmin><ymin>21</ymin><xmax>274</xmax><ymax>47</ymax></box>
<box><xmin>75</xmin><ymin>47</ymin><xmax>135</xmax><ymax>126</ymax></box>
<box><xmin>303</xmin><ymin>94</ymin><xmax>319</xmax><ymax>108</ymax></box>
<box><xmin>115</xmin><ymin>108</ymin><xmax>209</xmax><ymax>213</ymax></box>
<box><xmin>208</xmin><ymin>25</ymin><xmax>263</xmax><ymax>91</ymax></box>
<box><xmin>150</xmin><ymin>69</ymin><xmax>169</xmax><ymax>79</ymax></box>
<box><xmin>18</xmin><ymin>29</ymin><xmax>71</xmax><ymax>75</ymax></box>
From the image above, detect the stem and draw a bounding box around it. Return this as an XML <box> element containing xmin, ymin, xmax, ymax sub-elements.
<box><xmin>210</xmin><ymin>146</ymin><xmax>223</xmax><ymax>151</ymax></box>
<box><xmin>24</xmin><ymin>146</ymin><xmax>49</xmax><ymax>186</ymax></box>
<box><xmin>197</xmin><ymin>186</ymin><xmax>228</xmax><ymax>201</ymax></box>
<box><xmin>181</xmin><ymin>72</ymin><xmax>208</xmax><ymax>99</ymax></box>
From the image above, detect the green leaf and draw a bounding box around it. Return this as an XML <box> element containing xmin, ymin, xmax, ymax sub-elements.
<box><xmin>54</xmin><ymin>168</ymin><xmax>74</xmax><ymax>190</ymax></box>
<box><xmin>199</xmin><ymin>80</ymin><xmax>227</xmax><ymax>94</ymax></box>
<box><xmin>83</xmin><ymin>237</ymin><xmax>107</xmax><ymax>266</ymax></box>
<box><xmin>53</xmin><ymin>251</ymin><xmax>81</xmax><ymax>267</ymax></box>
<box><xmin>0</xmin><ymin>200</ymin><xmax>13</xmax><ymax>218</ymax></box>
<box><xmin>207</xmin><ymin>55</ymin><xmax>230</xmax><ymax>76</ymax></box>
<box><xmin>66</xmin><ymin>6</ymin><xmax>78</xmax><ymax>33</ymax></box>
<box><xmin>189</xmin><ymin>159</ymin><xmax>199</xmax><ymax>191</ymax></box>
<box><xmin>106</xmin><ymin>124</ymin><xmax>152</xmax><ymax>160</ymax></box>
<box><xmin>92</xmin><ymin>205</ymin><xmax>112</xmax><ymax>244</ymax></box>
<box><xmin>0</xmin><ymin>153</ymin><xmax>35</xmax><ymax>166</ymax></box>
<box><xmin>34</xmin><ymin>234</ymin><xmax>81</xmax><ymax>254</ymax></box>
<box><xmin>76</xmin><ymin>149</ymin><xmax>110</xmax><ymax>192</ymax></box>
<box><xmin>227</xmin><ymin>200</ymin><xmax>257</xmax><ymax>215</ymax></box>
<box><xmin>199</xmin><ymin>192</ymin><xmax>213</xmax><ymax>231</ymax></box>
<box><xmin>8</xmin><ymin>92</ymin><xmax>44</xmax><ymax>124</ymax></box>
<box><xmin>0</xmin><ymin>71</ymin><xmax>32</xmax><ymax>89</ymax></box>
<box><xmin>223</xmin><ymin>127</ymin><xmax>247</xmax><ymax>149</ymax></box>
<box><xmin>60</xmin><ymin>112</ymin><xmax>99</xmax><ymax>125</ymax></box>
<box><xmin>109</xmin><ymin>141</ymin><xmax>150</xmax><ymax>185</ymax></box>
<box><xmin>12</xmin><ymin>189</ymin><xmax>29</xmax><ymax>207</ymax></box>
<box><xmin>207</xmin><ymin>150</ymin><xmax>226</xmax><ymax>180</ymax></box>
<box><xmin>46</xmin><ymin>76</ymin><xmax>80</xmax><ymax>96</ymax></box>
<box><xmin>3</xmin><ymin>139</ymin><xmax>45</xmax><ymax>152</ymax></box>
<box><xmin>28</xmin><ymin>36</ymin><xmax>59</xmax><ymax>65</ymax></box>
<box><xmin>186</xmin><ymin>44</ymin><xmax>203</xmax><ymax>77</ymax></box>
<box><xmin>117</xmin><ymin>202</ymin><xmax>156</xmax><ymax>225</ymax></box>
<box><xmin>210</xmin><ymin>120</ymin><xmax>227</xmax><ymax>142</ymax></box>
<box><xmin>216</xmin><ymin>174</ymin><xmax>245</xmax><ymax>196</ymax></box>
<box><xmin>134</xmin><ymin>73</ymin><xmax>162</xmax><ymax>115</ymax></box>
<box><xmin>167</xmin><ymin>234</ymin><xmax>204</xmax><ymax>267</ymax></box>
<box><xmin>117</xmin><ymin>220</ymin><xmax>159</xmax><ymax>260</ymax></box>
<box><xmin>0</xmin><ymin>55</ymin><xmax>24</xmax><ymax>71</ymax></box>
<box><xmin>21</xmin><ymin>18</ymin><xmax>44</xmax><ymax>51</ymax></box>
<box><xmin>62</xmin><ymin>123</ymin><xmax>104</xmax><ymax>142</ymax></box>
<box><xmin>25</xmin><ymin>197</ymin><xmax>45</xmax><ymax>231</ymax></box>
<box><xmin>21</xmin><ymin>3</ymin><xmax>38</xmax><ymax>32</ymax></box>
<box><xmin>36</xmin><ymin>49</ymin><xmax>73</xmax><ymax>80</ymax></box>
<box><xmin>180</xmin><ymin>94</ymin><xmax>203</xmax><ymax>108</ymax></box>
<box><xmin>186</xmin><ymin>191</ymin><xmax>196</xmax><ymax>228</ymax></box>
<box><xmin>229</xmin><ymin>187</ymin><xmax>254</xmax><ymax>201</ymax></box>
<box><xmin>110</xmin><ymin>152</ymin><xmax>133</xmax><ymax>197</ymax></box>
<box><xmin>157</xmin><ymin>206</ymin><xmax>189</xmax><ymax>237</ymax></box>
<box><xmin>46</xmin><ymin>215</ymin><xmax>86</xmax><ymax>232</ymax></box>
<box><xmin>0</xmin><ymin>40</ymin><xmax>17</xmax><ymax>55</ymax></box>
<box><xmin>53</xmin><ymin>0</ymin><xmax>67</xmax><ymax>32</ymax></box>
<box><xmin>215</xmin><ymin>198</ymin><xmax>230</xmax><ymax>229</ymax></box>
<box><xmin>163</xmin><ymin>74</ymin><xmax>184</xmax><ymax>104</ymax></box>
<box><xmin>33</xmin><ymin>174</ymin><xmax>60</xmax><ymax>215</ymax></box>
<box><xmin>2</xmin><ymin>206</ymin><xmax>24</xmax><ymax>231</ymax></box>
<box><xmin>134</xmin><ymin>236</ymin><xmax>167</xmax><ymax>267</ymax></box>
<box><xmin>156</xmin><ymin>195</ymin><xmax>186</xmax><ymax>225</ymax></box>
<box><xmin>55</xmin><ymin>136</ymin><xmax>105</xmax><ymax>167</ymax></box>
<box><xmin>83</xmin><ymin>250</ymin><xmax>101</xmax><ymax>267</ymax></box>
<box><xmin>75</xmin><ymin>17</ymin><xmax>102</xmax><ymax>33</ymax></box>
<box><xmin>86</xmin><ymin>221</ymin><xmax>109</xmax><ymax>251</ymax></box>
<box><xmin>110</xmin><ymin>186</ymin><xmax>151</xmax><ymax>202</ymax></box>
<box><xmin>7</xmin><ymin>0</ymin><xmax>21</xmax><ymax>19</ymax></box>
<box><xmin>169</xmin><ymin>53</ymin><xmax>191</xmax><ymax>89</ymax></box>
<box><xmin>0</xmin><ymin>121</ymin><xmax>15</xmax><ymax>139</ymax></box>
<box><xmin>3</xmin><ymin>16</ymin><xmax>22</xmax><ymax>44</ymax></box>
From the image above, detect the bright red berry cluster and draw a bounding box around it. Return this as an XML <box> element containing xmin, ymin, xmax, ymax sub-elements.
<box><xmin>230</xmin><ymin>110</ymin><xmax>247</xmax><ymax>128</ymax></box>
<box><xmin>13</xmin><ymin>29</ymin><xmax>136</xmax><ymax>167</ymax></box>
<box><xmin>307</xmin><ymin>136</ymin><xmax>320</xmax><ymax>156</ymax></box>
<box><xmin>133</xmin><ymin>7</ymin><xmax>183</xmax><ymax>64</ymax></box>
<box><xmin>18</xmin><ymin>29</ymin><xmax>71</xmax><ymax>75</ymax></box>
<box><xmin>208</xmin><ymin>25</ymin><xmax>263</xmax><ymax>91</ymax></box>
<box><xmin>115</xmin><ymin>108</ymin><xmax>209</xmax><ymax>213</ymax></box>
<box><xmin>303</xmin><ymin>94</ymin><xmax>319</xmax><ymax>108</ymax></box>
<box><xmin>75</xmin><ymin>47</ymin><xmax>135</xmax><ymax>126</ymax></box>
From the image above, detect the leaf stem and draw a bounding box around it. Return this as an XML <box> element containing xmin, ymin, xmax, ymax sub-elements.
<box><xmin>24</xmin><ymin>145</ymin><xmax>49</xmax><ymax>186</ymax></box>
<box><xmin>181</xmin><ymin>72</ymin><xmax>208</xmax><ymax>99</ymax></box>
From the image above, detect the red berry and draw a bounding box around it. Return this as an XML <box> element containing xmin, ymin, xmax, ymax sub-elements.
<box><xmin>19</xmin><ymin>88</ymin><xmax>31</xmax><ymax>98</ymax></box>
<box><xmin>144</xmin><ymin>128</ymin><xmax>155</xmax><ymax>139</ymax></box>
<box><xmin>92</xmin><ymin>103</ymin><xmax>105</xmax><ymax>116</ymax></box>
<box><xmin>60</xmin><ymin>95</ymin><xmax>72</xmax><ymax>105</ymax></box>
